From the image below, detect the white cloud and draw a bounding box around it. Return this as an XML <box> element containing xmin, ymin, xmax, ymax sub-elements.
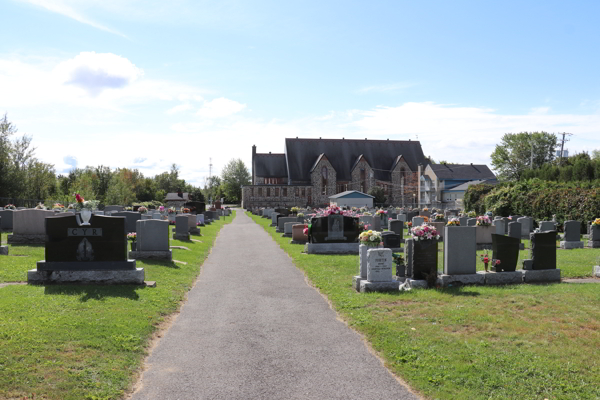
<box><xmin>16</xmin><ymin>0</ymin><xmax>127</xmax><ymax>38</ymax></box>
<box><xmin>54</xmin><ymin>52</ymin><xmax>143</xmax><ymax>96</ymax></box>
<box><xmin>197</xmin><ymin>97</ymin><xmax>246</xmax><ymax>119</ymax></box>
<box><xmin>166</xmin><ymin>103</ymin><xmax>194</xmax><ymax>115</ymax></box>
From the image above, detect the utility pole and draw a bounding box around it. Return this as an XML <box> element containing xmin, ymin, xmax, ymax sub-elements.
<box><xmin>209</xmin><ymin>158</ymin><xmax>213</xmax><ymax>179</ymax></box>
<box><xmin>558</xmin><ymin>132</ymin><xmax>573</xmax><ymax>165</ymax></box>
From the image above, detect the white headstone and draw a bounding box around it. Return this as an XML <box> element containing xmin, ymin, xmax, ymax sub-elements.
<box><xmin>367</xmin><ymin>248</ymin><xmax>393</xmax><ymax>282</ymax></box>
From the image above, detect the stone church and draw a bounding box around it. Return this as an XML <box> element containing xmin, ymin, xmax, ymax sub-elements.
<box><xmin>242</xmin><ymin>137</ymin><xmax>427</xmax><ymax>208</ymax></box>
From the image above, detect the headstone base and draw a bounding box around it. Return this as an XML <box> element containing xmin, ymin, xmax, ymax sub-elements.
<box><xmin>270</xmin><ymin>223</ymin><xmax>276</xmax><ymax>227</ymax></box>
<box><xmin>0</xmin><ymin>246</ymin><xmax>8</xmax><ymax>255</ymax></box>
<box><xmin>173</xmin><ymin>233</ymin><xmax>190</xmax><ymax>241</ymax></box>
<box><xmin>586</xmin><ymin>240</ymin><xmax>600</xmax><ymax>248</ymax></box>
<box><xmin>37</xmin><ymin>260</ymin><xmax>136</xmax><ymax>271</ymax></box>
<box><xmin>304</xmin><ymin>243</ymin><xmax>359</xmax><ymax>255</ymax></box>
<box><xmin>560</xmin><ymin>241</ymin><xmax>584</xmax><ymax>249</ymax></box>
<box><xmin>352</xmin><ymin>275</ymin><xmax>362</xmax><ymax>291</ymax></box>
<box><xmin>594</xmin><ymin>266</ymin><xmax>600</xmax><ymax>278</ymax></box>
<box><xmin>406</xmin><ymin>279</ymin><xmax>428</xmax><ymax>289</ymax></box>
<box><xmin>281</xmin><ymin>233</ymin><xmax>292</xmax><ymax>238</ymax></box>
<box><xmin>129</xmin><ymin>250</ymin><xmax>172</xmax><ymax>261</ymax></box>
<box><xmin>477</xmin><ymin>271</ymin><xmax>523</xmax><ymax>285</ymax></box>
<box><xmin>521</xmin><ymin>269</ymin><xmax>561</xmax><ymax>283</ymax></box>
<box><xmin>359</xmin><ymin>279</ymin><xmax>402</xmax><ymax>293</ymax></box>
<box><xmin>290</xmin><ymin>239</ymin><xmax>307</xmax><ymax>245</ymax></box>
<box><xmin>189</xmin><ymin>227</ymin><xmax>201</xmax><ymax>235</ymax></box>
<box><xmin>7</xmin><ymin>234</ymin><xmax>46</xmax><ymax>244</ymax></box>
<box><xmin>437</xmin><ymin>273</ymin><xmax>485</xmax><ymax>287</ymax></box>
<box><xmin>28</xmin><ymin>267</ymin><xmax>145</xmax><ymax>284</ymax></box>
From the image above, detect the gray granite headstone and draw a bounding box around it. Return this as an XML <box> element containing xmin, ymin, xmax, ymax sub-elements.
<box><xmin>0</xmin><ymin>210</ymin><xmax>14</xmax><ymax>231</ymax></box>
<box><xmin>467</xmin><ymin>218</ymin><xmax>477</xmax><ymax>227</ymax></box>
<box><xmin>444</xmin><ymin>226</ymin><xmax>476</xmax><ymax>274</ymax></box>
<box><xmin>459</xmin><ymin>217</ymin><xmax>468</xmax><ymax>227</ymax></box>
<box><xmin>493</xmin><ymin>219</ymin><xmax>505</xmax><ymax>236</ymax></box>
<box><xmin>371</xmin><ymin>217</ymin><xmax>382</xmax><ymax>232</ymax></box>
<box><xmin>359</xmin><ymin>244</ymin><xmax>368</xmax><ymax>279</ymax></box>
<box><xmin>563</xmin><ymin>220</ymin><xmax>580</xmax><ymax>242</ymax></box>
<box><xmin>539</xmin><ymin>221</ymin><xmax>556</xmax><ymax>232</ymax></box>
<box><xmin>517</xmin><ymin>217</ymin><xmax>531</xmax><ymax>236</ymax></box>
<box><xmin>366</xmin><ymin>248</ymin><xmax>393</xmax><ymax>282</ymax></box>
<box><xmin>508</xmin><ymin>222</ymin><xmax>521</xmax><ymax>239</ymax></box>
<box><xmin>412</xmin><ymin>217</ymin><xmax>424</xmax><ymax>227</ymax></box>
<box><xmin>112</xmin><ymin>211</ymin><xmax>142</xmax><ymax>233</ymax></box>
<box><xmin>137</xmin><ymin>219</ymin><xmax>169</xmax><ymax>251</ymax></box>
<box><xmin>397</xmin><ymin>214</ymin><xmax>407</xmax><ymax>222</ymax></box>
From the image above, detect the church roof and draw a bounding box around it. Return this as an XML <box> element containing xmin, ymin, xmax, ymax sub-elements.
<box><xmin>429</xmin><ymin>164</ymin><xmax>496</xmax><ymax>181</ymax></box>
<box><xmin>254</xmin><ymin>153</ymin><xmax>288</xmax><ymax>178</ymax></box>
<box><xmin>285</xmin><ymin>138</ymin><xmax>427</xmax><ymax>183</ymax></box>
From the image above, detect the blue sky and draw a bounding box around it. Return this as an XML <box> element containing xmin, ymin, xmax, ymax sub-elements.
<box><xmin>1</xmin><ymin>0</ymin><xmax>599</xmax><ymax>186</ymax></box>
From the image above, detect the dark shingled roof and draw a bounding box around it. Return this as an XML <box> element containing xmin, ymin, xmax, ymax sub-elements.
<box><xmin>430</xmin><ymin>164</ymin><xmax>496</xmax><ymax>181</ymax></box>
<box><xmin>254</xmin><ymin>153</ymin><xmax>288</xmax><ymax>178</ymax></box>
<box><xmin>165</xmin><ymin>192</ymin><xmax>190</xmax><ymax>201</ymax></box>
<box><xmin>285</xmin><ymin>138</ymin><xmax>427</xmax><ymax>183</ymax></box>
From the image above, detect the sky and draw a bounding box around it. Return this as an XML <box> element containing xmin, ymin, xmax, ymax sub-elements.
<box><xmin>1</xmin><ymin>0</ymin><xmax>599</xmax><ymax>187</ymax></box>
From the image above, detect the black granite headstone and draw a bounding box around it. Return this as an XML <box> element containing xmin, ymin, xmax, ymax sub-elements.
<box><xmin>38</xmin><ymin>214</ymin><xmax>134</xmax><ymax>271</ymax></box>
<box><xmin>529</xmin><ymin>231</ymin><xmax>557</xmax><ymax>270</ymax></box>
<box><xmin>411</xmin><ymin>239</ymin><xmax>438</xmax><ymax>280</ymax></box>
<box><xmin>382</xmin><ymin>233</ymin><xmax>402</xmax><ymax>249</ymax></box>
<box><xmin>491</xmin><ymin>233</ymin><xmax>520</xmax><ymax>272</ymax></box>
<box><xmin>309</xmin><ymin>215</ymin><xmax>360</xmax><ymax>244</ymax></box>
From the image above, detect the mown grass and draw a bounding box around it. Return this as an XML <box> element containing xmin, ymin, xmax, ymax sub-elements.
<box><xmin>250</xmin><ymin>212</ymin><xmax>600</xmax><ymax>400</ymax></box>
<box><xmin>0</xmin><ymin>212</ymin><xmax>234</xmax><ymax>400</ymax></box>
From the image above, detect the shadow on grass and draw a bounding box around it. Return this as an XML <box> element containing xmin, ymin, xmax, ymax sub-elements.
<box><xmin>141</xmin><ymin>259</ymin><xmax>180</xmax><ymax>269</ymax></box>
<box><xmin>44</xmin><ymin>284</ymin><xmax>141</xmax><ymax>301</ymax></box>
<box><xmin>436</xmin><ymin>287</ymin><xmax>481</xmax><ymax>296</ymax></box>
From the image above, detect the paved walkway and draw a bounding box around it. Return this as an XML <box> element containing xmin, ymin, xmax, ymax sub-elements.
<box><xmin>130</xmin><ymin>211</ymin><xmax>418</xmax><ymax>400</ymax></box>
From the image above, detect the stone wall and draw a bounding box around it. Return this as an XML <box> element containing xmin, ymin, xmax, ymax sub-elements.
<box><xmin>391</xmin><ymin>160</ymin><xmax>419</xmax><ymax>207</ymax></box>
<box><xmin>350</xmin><ymin>160</ymin><xmax>374</xmax><ymax>194</ymax></box>
<box><xmin>310</xmin><ymin>157</ymin><xmax>337</xmax><ymax>207</ymax></box>
<box><xmin>242</xmin><ymin>185</ymin><xmax>313</xmax><ymax>208</ymax></box>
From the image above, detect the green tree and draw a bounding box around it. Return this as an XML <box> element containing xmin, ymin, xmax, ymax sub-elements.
<box><xmin>368</xmin><ymin>186</ymin><xmax>386</xmax><ymax>205</ymax></box>
<box><xmin>104</xmin><ymin>170</ymin><xmax>137</xmax><ymax>205</ymax></box>
<box><xmin>220</xmin><ymin>159</ymin><xmax>251</xmax><ymax>203</ymax></box>
<box><xmin>0</xmin><ymin>113</ymin><xmax>17</xmax><ymax>197</ymax></box>
<box><xmin>490</xmin><ymin>132</ymin><xmax>557</xmax><ymax>181</ymax></box>
<box><xmin>204</xmin><ymin>176</ymin><xmax>222</xmax><ymax>203</ymax></box>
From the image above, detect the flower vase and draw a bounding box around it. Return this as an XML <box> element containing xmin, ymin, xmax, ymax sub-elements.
<box><xmin>131</xmin><ymin>242</ymin><xmax>137</xmax><ymax>251</ymax></box>
<box><xmin>484</xmin><ymin>262</ymin><xmax>489</xmax><ymax>272</ymax></box>
<box><xmin>80</xmin><ymin>208</ymin><xmax>92</xmax><ymax>225</ymax></box>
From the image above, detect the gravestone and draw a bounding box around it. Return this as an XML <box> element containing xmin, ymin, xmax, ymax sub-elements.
<box><xmin>291</xmin><ymin>224</ymin><xmax>308</xmax><ymax>244</ymax></box>
<box><xmin>502</xmin><ymin>217</ymin><xmax>510</xmax><ymax>233</ymax></box>
<box><xmin>129</xmin><ymin>219</ymin><xmax>172</xmax><ymax>261</ymax></box>
<box><xmin>308</xmin><ymin>215</ymin><xmax>360</xmax><ymax>244</ymax></box>
<box><xmin>152</xmin><ymin>213</ymin><xmax>161</xmax><ymax>220</ymax></box>
<box><xmin>404</xmin><ymin>238</ymin><xmax>413</xmax><ymax>278</ymax></box>
<box><xmin>141</xmin><ymin>214</ymin><xmax>152</xmax><ymax>220</ymax></box>
<box><xmin>359</xmin><ymin>215</ymin><xmax>374</xmax><ymax>230</ymax></box>
<box><xmin>517</xmin><ymin>217</ymin><xmax>532</xmax><ymax>237</ymax></box>
<box><xmin>112</xmin><ymin>211</ymin><xmax>142</xmax><ymax>233</ymax></box>
<box><xmin>467</xmin><ymin>218</ymin><xmax>477</xmax><ymax>227</ymax></box>
<box><xmin>359</xmin><ymin>244</ymin><xmax>368</xmax><ymax>279</ymax></box>
<box><xmin>188</xmin><ymin>214</ymin><xmax>200</xmax><ymax>235</ymax></box>
<box><xmin>0</xmin><ymin>209</ymin><xmax>14</xmax><ymax>231</ymax></box>
<box><xmin>8</xmin><ymin>209</ymin><xmax>55</xmax><ymax>244</ymax></box>
<box><xmin>412</xmin><ymin>217</ymin><xmax>424</xmax><ymax>227</ymax></box>
<box><xmin>277</xmin><ymin>217</ymin><xmax>298</xmax><ymax>233</ymax></box>
<box><xmin>29</xmin><ymin>214</ymin><xmax>142</xmax><ymax>284</ymax></box>
<box><xmin>173</xmin><ymin>215</ymin><xmax>190</xmax><ymax>241</ymax></box>
<box><xmin>283</xmin><ymin>222</ymin><xmax>296</xmax><ymax>237</ymax></box>
<box><xmin>491</xmin><ymin>234</ymin><xmax>520</xmax><ymax>272</ymax></box>
<box><xmin>389</xmin><ymin>220</ymin><xmax>404</xmax><ymax>236</ymax></box>
<box><xmin>410</xmin><ymin>239</ymin><xmax>438</xmax><ymax>280</ymax></box>
<box><xmin>196</xmin><ymin>214</ymin><xmax>205</xmax><ymax>225</ymax></box>
<box><xmin>270</xmin><ymin>212</ymin><xmax>280</xmax><ymax>227</ymax></box>
<box><xmin>560</xmin><ymin>220</ymin><xmax>583</xmax><ymax>249</ymax></box>
<box><xmin>366</xmin><ymin>248</ymin><xmax>393</xmax><ymax>282</ymax></box>
<box><xmin>588</xmin><ymin>224</ymin><xmax>600</xmax><ymax>248</ymax></box>
<box><xmin>0</xmin><ymin>217</ymin><xmax>7</xmax><ymax>255</ymax></box>
<box><xmin>508</xmin><ymin>221</ymin><xmax>525</xmax><ymax>250</ymax></box>
<box><xmin>381</xmin><ymin>232</ymin><xmax>402</xmax><ymax>250</ymax></box>
<box><xmin>371</xmin><ymin>217</ymin><xmax>382</xmax><ymax>232</ymax></box>
<box><xmin>459</xmin><ymin>217</ymin><xmax>468</xmax><ymax>227</ymax></box>
<box><xmin>539</xmin><ymin>221</ymin><xmax>556</xmax><ymax>232</ymax></box>
<box><xmin>397</xmin><ymin>214</ymin><xmax>407</xmax><ymax>223</ymax></box>
<box><xmin>104</xmin><ymin>205</ymin><xmax>125</xmax><ymax>213</ymax></box>
<box><xmin>493</xmin><ymin>219</ymin><xmax>505</xmax><ymax>236</ymax></box>
<box><xmin>443</xmin><ymin>226</ymin><xmax>476</xmax><ymax>275</ymax></box>
<box><xmin>523</xmin><ymin>231</ymin><xmax>556</xmax><ymax>270</ymax></box>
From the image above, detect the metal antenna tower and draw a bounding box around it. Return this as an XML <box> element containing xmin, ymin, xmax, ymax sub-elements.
<box><xmin>209</xmin><ymin>158</ymin><xmax>213</xmax><ymax>178</ymax></box>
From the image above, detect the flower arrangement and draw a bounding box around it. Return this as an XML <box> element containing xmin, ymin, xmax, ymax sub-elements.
<box><xmin>467</xmin><ymin>211</ymin><xmax>476</xmax><ymax>218</ymax></box>
<box><xmin>476</xmin><ymin>215</ymin><xmax>491</xmax><ymax>226</ymax></box>
<box><xmin>375</xmin><ymin>209</ymin><xmax>387</xmax><ymax>217</ymax></box>
<box><xmin>423</xmin><ymin>207</ymin><xmax>429</xmax><ymax>212</ymax></box>
<box><xmin>290</xmin><ymin>206</ymin><xmax>299</xmax><ymax>213</ymax></box>
<box><xmin>4</xmin><ymin>204</ymin><xmax>16</xmax><ymax>210</ymax></box>
<box><xmin>35</xmin><ymin>203</ymin><xmax>46</xmax><ymax>210</ymax></box>
<box><xmin>73</xmin><ymin>193</ymin><xmax>99</xmax><ymax>210</ymax></box>
<box><xmin>297</xmin><ymin>212</ymin><xmax>304</xmax><ymax>218</ymax></box>
<box><xmin>322</xmin><ymin>205</ymin><xmax>341</xmax><ymax>216</ymax></box>
<box><xmin>418</xmin><ymin>215</ymin><xmax>430</xmax><ymax>223</ymax></box>
<box><xmin>407</xmin><ymin>221</ymin><xmax>413</xmax><ymax>228</ymax></box>
<box><xmin>127</xmin><ymin>232</ymin><xmax>137</xmax><ymax>242</ymax></box>
<box><xmin>138</xmin><ymin>206</ymin><xmax>148</xmax><ymax>214</ymax></box>
<box><xmin>447</xmin><ymin>218</ymin><xmax>460</xmax><ymax>226</ymax></box>
<box><xmin>52</xmin><ymin>203</ymin><xmax>64</xmax><ymax>210</ymax></box>
<box><xmin>159</xmin><ymin>206</ymin><xmax>165</xmax><ymax>213</ymax></box>
<box><xmin>480</xmin><ymin>254</ymin><xmax>500</xmax><ymax>272</ymax></box>
<box><xmin>359</xmin><ymin>221</ymin><xmax>371</xmax><ymax>232</ymax></box>
<box><xmin>434</xmin><ymin>214</ymin><xmax>445</xmax><ymax>221</ymax></box>
<box><xmin>411</xmin><ymin>223</ymin><xmax>440</xmax><ymax>241</ymax></box>
<box><xmin>303</xmin><ymin>224</ymin><xmax>309</xmax><ymax>236</ymax></box>
<box><xmin>361</xmin><ymin>211</ymin><xmax>372</xmax><ymax>216</ymax></box>
<box><xmin>167</xmin><ymin>207</ymin><xmax>176</xmax><ymax>214</ymax></box>
<box><xmin>592</xmin><ymin>218</ymin><xmax>600</xmax><ymax>226</ymax></box>
<box><xmin>359</xmin><ymin>230</ymin><xmax>382</xmax><ymax>247</ymax></box>
<box><xmin>182</xmin><ymin>208</ymin><xmax>190</xmax><ymax>214</ymax></box>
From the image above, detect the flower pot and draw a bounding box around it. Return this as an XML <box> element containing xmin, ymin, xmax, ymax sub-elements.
<box><xmin>411</xmin><ymin>239</ymin><xmax>438</xmax><ymax>280</ymax></box>
<box><xmin>80</xmin><ymin>208</ymin><xmax>92</xmax><ymax>225</ymax></box>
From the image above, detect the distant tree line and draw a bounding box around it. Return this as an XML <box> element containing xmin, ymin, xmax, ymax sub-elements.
<box><xmin>0</xmin><ymin>114</ymin><xmax>251</xmax><ymax>206</ymax></box>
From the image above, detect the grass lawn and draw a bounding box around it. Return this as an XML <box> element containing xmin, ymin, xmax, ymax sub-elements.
<box><xmin>0</xmin><ymin>211</ymin><xmax>234</xmax><ymax>400</ymax></box>
<box><xmin>250</xmin><ymin>212</ymin><xmax>600</xmax><ymax>400</ymax></box>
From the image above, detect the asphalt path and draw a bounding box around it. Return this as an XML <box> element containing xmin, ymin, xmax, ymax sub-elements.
<box><xmin>129</xmin><ymin>210</ymin><xmax>418</xmax><ymax>400</ymax></box>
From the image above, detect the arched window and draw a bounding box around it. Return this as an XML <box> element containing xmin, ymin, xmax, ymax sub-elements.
<box><xmin>321</xmin><ymin>166</ymin><xmax>328</xmax><ymax>196</ymax></box>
